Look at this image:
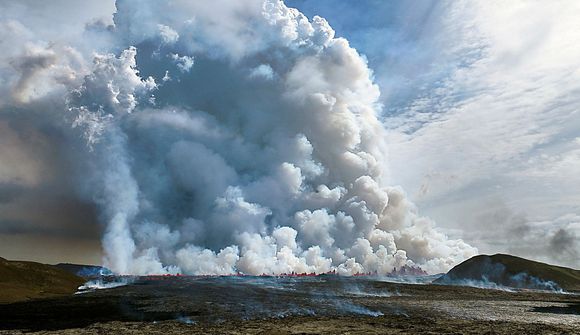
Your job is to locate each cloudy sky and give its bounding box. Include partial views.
[292,0,580,268]
[0,0,578,270]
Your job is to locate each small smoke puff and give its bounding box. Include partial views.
[296,209,336,249]
[11,44,57,102]
[158,24,179,44]
[74,47,157,115]
[249,64,274,80]
[337,258,364,276]
[310,16,335,46]
[272,226,299,251]
[176,245,239,275]
[162,70,171,82]
[71,106,113,147]
[171,53,194,73]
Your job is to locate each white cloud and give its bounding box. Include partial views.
[170,54,194,73]
[292,0,580,268]
[249,64,275,80]
[379,1,580,267]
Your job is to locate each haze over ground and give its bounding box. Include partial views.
[0,0,578,271]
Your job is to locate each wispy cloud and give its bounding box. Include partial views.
[295,0,580,267]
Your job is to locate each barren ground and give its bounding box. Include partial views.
[0,276,578,334]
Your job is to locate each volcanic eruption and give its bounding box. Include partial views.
[1,0,477,276]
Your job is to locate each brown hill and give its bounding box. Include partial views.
[435,254,580,292]
[0,257,85,303]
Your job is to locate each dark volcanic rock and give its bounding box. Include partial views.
[0,276,578,333]
[435,254,580,291]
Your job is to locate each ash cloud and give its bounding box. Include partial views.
[460,199,580,268]
[0,0,477,274]
[549,228,579,263]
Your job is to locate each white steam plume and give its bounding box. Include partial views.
[1,0,477,275]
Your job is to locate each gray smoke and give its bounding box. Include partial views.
[0,0,477,275]
[549,228,579,263]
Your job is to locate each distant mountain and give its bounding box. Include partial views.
[54,263,113,278]
[0,257,85,303]
[435,254,580,292]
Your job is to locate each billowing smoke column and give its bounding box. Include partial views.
[4,0,477,275]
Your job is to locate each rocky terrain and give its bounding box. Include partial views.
[0,275,578,334]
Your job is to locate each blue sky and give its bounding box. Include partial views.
[291,0,580,266]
